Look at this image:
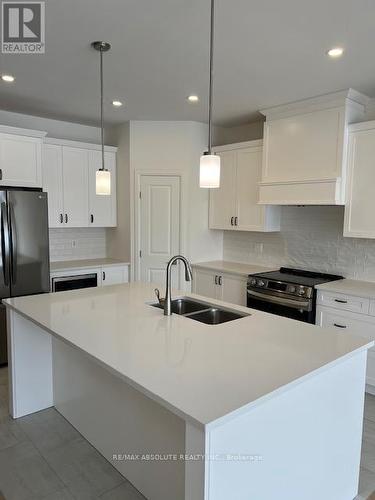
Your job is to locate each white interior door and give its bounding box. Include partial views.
[139,175,180,288]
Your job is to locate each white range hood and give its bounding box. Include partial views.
[258,89,369,205]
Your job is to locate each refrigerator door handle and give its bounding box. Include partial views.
[0,202,10,287]
[9,203,17,285]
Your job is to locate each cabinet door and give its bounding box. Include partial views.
[316,306,375,352]
[263,107,344,183]
[0,133,42,187]
[209,150,236,229]
[220,274,247,306]
[62,147,89,227]
[42,144,64,228]
[192,269,218,300]
[236,147,265,231]
[88,151,117,227]
[344,128,375,238]
[101,265,129,286]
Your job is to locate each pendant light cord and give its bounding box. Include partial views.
[99,47,105,171]
[208,0,215,154]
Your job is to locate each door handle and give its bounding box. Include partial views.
[65,214,68,224]
[214,275,218,285]
[230,216,234,226]
[234,217,238,226]
[90,214,94,224]
[0,202,10,287]
[60,213,63,224]
[218,275,222,286]
[102,271,106,281]
[8,203,17,285]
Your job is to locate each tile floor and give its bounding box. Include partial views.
[0,367,145,500]
[1,365,375,499]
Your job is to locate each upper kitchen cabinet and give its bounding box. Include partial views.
[344,121,375,238]
[258,90,369,205]
[209,140,280,232]
[62,147,89,227]
[88,150,117,227]
[0,126,46,188]
[42,138,117,228]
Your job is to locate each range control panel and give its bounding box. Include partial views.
[247,277,313,298]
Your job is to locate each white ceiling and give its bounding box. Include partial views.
[1,0,375,127]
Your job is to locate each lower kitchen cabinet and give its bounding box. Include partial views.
[50,264,129,291]
[192,267,247,306]
[101,265,129,286]
[316,290,375,389]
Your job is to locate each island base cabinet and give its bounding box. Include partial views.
[8,308,368,500]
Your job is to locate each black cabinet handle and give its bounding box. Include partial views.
[90,214,94,223]
[230,217,234,226]
[234,217,238,226]
[334,299,347,304]
[60,214,63,224]
[0,169,3,180]
[214,275,218,285]
[334,323,347,329]
[102,271,106,281]
[218,275,222,286]
[65,214,68,223]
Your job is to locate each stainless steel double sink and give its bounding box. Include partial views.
[151,297,250,325]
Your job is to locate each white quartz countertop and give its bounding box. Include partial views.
[4,282,372,428]
[192,260,275,277]
[316,279,375,299]
[50,258,130,273]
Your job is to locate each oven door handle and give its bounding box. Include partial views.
[247,289,312,311]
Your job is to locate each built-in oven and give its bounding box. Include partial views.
[247,287,315,323]
[52,273,98,292]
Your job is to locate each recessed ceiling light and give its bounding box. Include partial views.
[112,100,123,107]
[327,47,344,58]
[1,74,15,83]
[187,95,199,102]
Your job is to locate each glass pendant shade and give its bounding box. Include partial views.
[199,154,220,188]
[96,169,111,195]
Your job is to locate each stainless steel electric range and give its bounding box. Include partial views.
[247,267,344,323]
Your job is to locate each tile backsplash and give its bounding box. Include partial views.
[223,206,375,281]
[49,228,107,262]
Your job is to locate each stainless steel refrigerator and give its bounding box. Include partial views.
[0,188,50,366]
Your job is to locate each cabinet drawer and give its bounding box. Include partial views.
[317,290,369,314]
[316,306,375,352]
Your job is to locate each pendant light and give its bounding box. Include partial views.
[200,0,220,188]
[92,40,111,195]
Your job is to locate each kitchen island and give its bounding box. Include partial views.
[4,282,373,500]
